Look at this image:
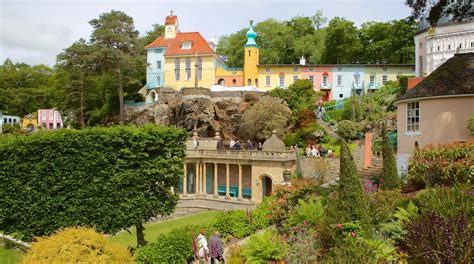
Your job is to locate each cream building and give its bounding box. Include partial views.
[179,130,296,204]
[395,53,474,174]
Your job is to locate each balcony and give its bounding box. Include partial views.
[185,149,297,162]
[367,83,381,89]
[320,83,332,89]
[352,82,364,90]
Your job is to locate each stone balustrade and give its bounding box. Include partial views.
[185,149,297,161]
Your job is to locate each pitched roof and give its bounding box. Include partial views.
[145,32,215,56]
[398,52,474,101]
[164,32,215,56]
[165,15,177,25]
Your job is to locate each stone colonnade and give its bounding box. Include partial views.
[182,161,245,200]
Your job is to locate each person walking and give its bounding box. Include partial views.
[209,231,225,264]
[197,229,209,263]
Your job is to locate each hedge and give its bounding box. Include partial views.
[0,125,187,241]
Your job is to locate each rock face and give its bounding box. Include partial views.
[126,95,247,139]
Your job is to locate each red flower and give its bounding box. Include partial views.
[336,223,343,230]
[351,232,357,237]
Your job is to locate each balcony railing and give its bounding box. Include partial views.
[367,83,381,89]
[320,83,332,89]
[185,149,297,161]
[352,81,364,90]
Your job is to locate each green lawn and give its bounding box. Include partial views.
[108,210,220,248]
[0,247,23,264]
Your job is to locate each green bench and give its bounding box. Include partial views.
[217,185,252,198]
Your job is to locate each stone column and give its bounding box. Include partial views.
[238,164,243,201]
[195,162,201,196]
[225,163,230,199]
[202,162,207,196]
[213,163,218,198]
[183,163,187,197]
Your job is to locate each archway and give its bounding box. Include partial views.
[218,78,225,86]
[260,174,273,199]
[148,90,157,103]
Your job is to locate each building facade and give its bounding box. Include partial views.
[142,14,415,102]
[38,109,63,129]
[414,15,474,77]
[395,53,474,174]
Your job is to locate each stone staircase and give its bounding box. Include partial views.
[358,157,383,179]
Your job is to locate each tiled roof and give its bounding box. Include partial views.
[398,53,474,101]
[165,15,177,25]
[145,36,174,49]
[145,32,215,56]
[164,32,215,56]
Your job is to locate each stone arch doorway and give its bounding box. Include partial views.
[148,90,157,103]
[259,174,273,199]
[218,78,225,86]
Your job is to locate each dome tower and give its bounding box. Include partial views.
[243,20,260,87]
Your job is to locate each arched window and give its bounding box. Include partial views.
[255,78,258,87]
[232,79,237,85]
[247,79,251,86]
[218,78,225,86]
[322,72,329,88]
[49,123,53,129]
[248,50,251,57]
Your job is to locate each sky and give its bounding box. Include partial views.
[0,0,413,66]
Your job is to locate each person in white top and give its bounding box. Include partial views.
[310,145,318,157]
[229,138,235,149]
[197,229,209,262]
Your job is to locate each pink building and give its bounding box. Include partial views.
[38,109,63,129]
[301,66,334,102]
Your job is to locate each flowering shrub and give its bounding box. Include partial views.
[407,142,473,190]
[269,179,321,232]
[403,212,473,263]
[362,178,379,193]
[284,223,321,263]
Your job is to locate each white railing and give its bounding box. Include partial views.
[186,149,297,160]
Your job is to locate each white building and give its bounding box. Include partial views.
[414,14,474,77]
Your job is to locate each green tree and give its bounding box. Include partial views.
[242,96,292,141]
[311,9,328,30]
[216,29,246,68]
[322,18,363,64]
[140,23,165,47]
[0,125,186,247]
[268,79,318,111]
[57,39,94,128]
[380,123,400,190]
[338,139,370,225]
[89,10,141,123]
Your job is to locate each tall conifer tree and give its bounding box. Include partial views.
[380,122,401,190]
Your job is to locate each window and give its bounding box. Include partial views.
[174,58,180,81]
[339,94,343,98]
[369,74,375,87]
[185,58,191,80]
[309,75,314,84]
[265,67,270,73]
[471,42,474,48]
[247,79,251,86]
[418,56,423,76]
[419,42,423,49]
[337,75,342,86]
[49,112,53,119]
[157,76,161,85]
[255,78,258,87]
[458,43,462,49]
[42,112,46,120]
[166,26,172,32]
[197,57,202,80]
[279,74,285,88]
[337,67,342,72]
[448,44,451,50]
[383,67,387,72]
[322,74,328,87]
[437,45,441,51]
[293,67,298,73]
[248,50,251,57]
[157,49,163,54]
[382,75,388,85]
[354,73,360,85]
[309,67,314,72]
[265,75,271,86]
[157,60,161,69]
[406,101,420,133]
[293,75,298,82]
[232,79,236,85]
[181,42,192,49]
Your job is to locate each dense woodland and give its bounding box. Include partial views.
[1,10,416,127]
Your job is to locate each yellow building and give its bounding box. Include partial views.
[257,65,303,91]
[243,20,260,87]
[21,114,37,132]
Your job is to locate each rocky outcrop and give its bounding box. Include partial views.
[126,95,248,139]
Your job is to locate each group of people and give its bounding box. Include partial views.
[195,230,225,263]
[305,144,334,158]
[229,138,262,151]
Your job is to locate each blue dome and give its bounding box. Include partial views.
[245,20,259,47]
